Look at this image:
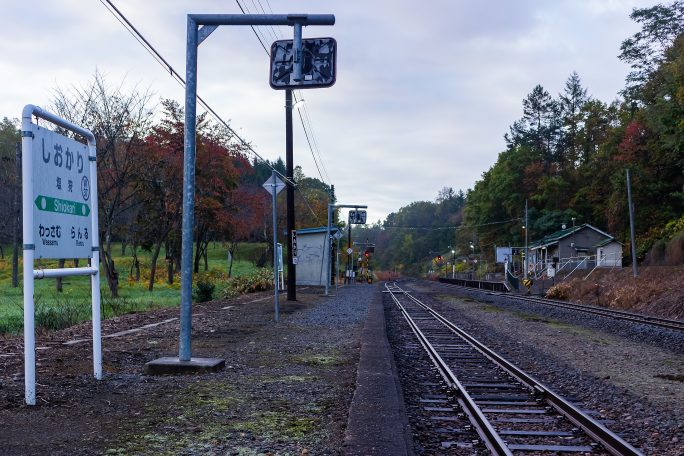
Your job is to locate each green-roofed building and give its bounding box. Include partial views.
[529,224,622,274]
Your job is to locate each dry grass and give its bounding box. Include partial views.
[545,266,684,320]
[374,270,403,281]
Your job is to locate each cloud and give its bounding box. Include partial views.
[0,0,654,225]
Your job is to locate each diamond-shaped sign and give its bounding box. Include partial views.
[270,37,337,90]
[262,175,286,196]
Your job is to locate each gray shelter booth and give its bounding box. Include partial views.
[295,226,339,286]
[529,224,622,270]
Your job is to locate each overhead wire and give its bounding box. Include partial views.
[383,218,523,230]
[101,0,327,225]
[98,0,294,187]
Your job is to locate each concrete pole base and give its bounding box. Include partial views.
[144,357,225,375]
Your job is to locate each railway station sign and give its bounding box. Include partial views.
[30,124,93,259]
[270,37,337,89]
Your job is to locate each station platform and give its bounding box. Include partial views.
[344,286,413,455]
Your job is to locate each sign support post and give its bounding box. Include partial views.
[151,13,334,374]
[325,204,367,296]
[262,171,285,321]
[21,105,101,406]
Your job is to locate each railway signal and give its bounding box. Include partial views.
[270,37,337,89]
[348,209,367,224]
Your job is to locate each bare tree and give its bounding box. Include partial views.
[51,71,154,297]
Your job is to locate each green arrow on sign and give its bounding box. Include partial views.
[34,195,90,217]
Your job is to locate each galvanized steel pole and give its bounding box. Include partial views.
[178,12,335,359]
[271,171,280,321]
[180,17,199,361]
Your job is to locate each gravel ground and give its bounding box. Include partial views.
[0,285,373,455]
[403,279,684,455]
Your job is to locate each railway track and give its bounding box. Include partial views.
[435,280,684,332]
[385,282,644,455]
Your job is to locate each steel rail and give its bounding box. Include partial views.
[436,281,684,332]
[388,283,644,456]
[384,284,512,455]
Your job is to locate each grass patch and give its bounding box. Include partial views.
[261,375,317,383]
[0,242,268,334]
[513,311,551,323]
[295,353,343,367]
[233,411,318,440]
[480,304,505,313]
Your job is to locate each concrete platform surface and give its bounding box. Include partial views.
[144,357,226,375]
[343,285,414,455]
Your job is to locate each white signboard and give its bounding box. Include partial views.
[277,243,284,272]
[262,174,286,196]
[291,230,298,262]
[32,125,92,259]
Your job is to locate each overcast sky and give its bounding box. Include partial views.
[0,0,653,223]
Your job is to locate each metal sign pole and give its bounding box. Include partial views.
[160,13,334,374]
[271,171,280,322]
[21,109,36,406]
[336,244,339,292]
[88,140,103,380]
[179,16,199,362]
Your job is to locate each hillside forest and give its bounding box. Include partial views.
[356,1,684,275]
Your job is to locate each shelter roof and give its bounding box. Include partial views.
[296,226,340,235]
[529,223,614,249]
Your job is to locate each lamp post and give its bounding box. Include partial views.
[451,249,455,278]
[571,216,576,250]
[523,200,530,277]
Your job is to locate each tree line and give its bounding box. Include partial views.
[358,1,684,274]
[0,72,333,296]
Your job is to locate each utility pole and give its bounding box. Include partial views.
[286,89,296,300]
[626,169,638,277]
[347,216,352,283]
[523,200,530,277]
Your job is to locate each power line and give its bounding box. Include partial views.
[99,0,294,187]
[100,0,324,225]
[383,218,522,230]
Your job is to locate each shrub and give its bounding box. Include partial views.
[193,280,216,303]
[217,268,274,299]
[545,282,571,300]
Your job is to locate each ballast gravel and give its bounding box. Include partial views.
[404,279,684,456]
